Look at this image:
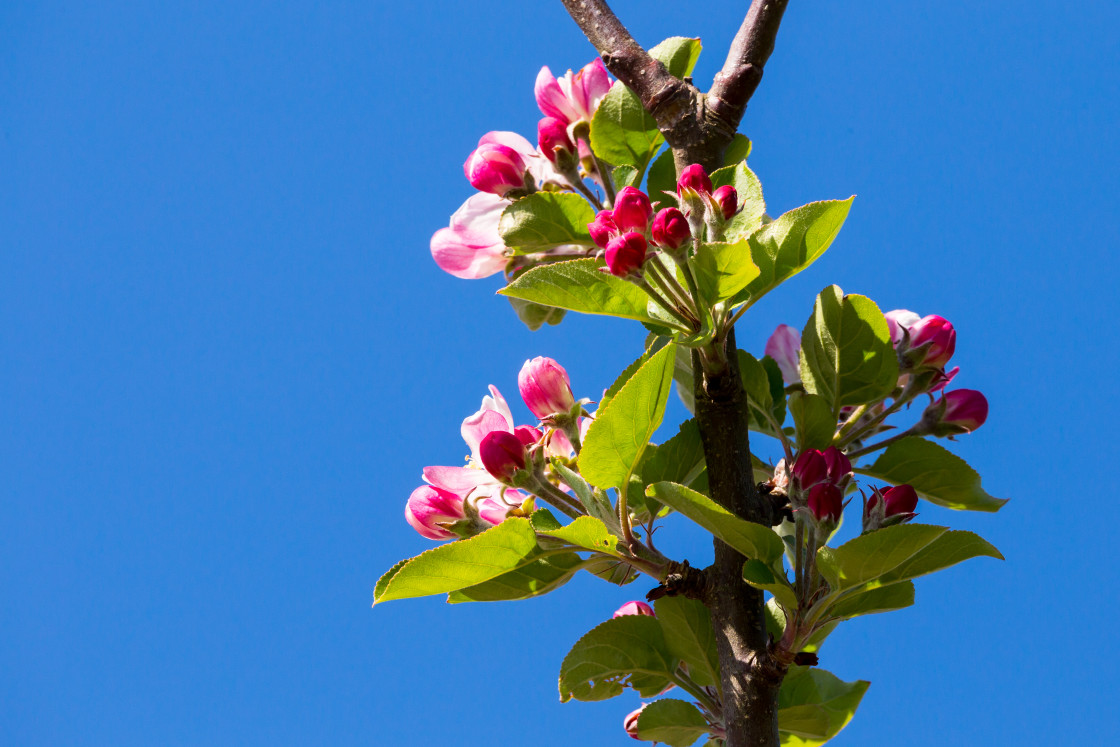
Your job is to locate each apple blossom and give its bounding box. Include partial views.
[405,485,467,541]
[650,207,690,250]
[518,356,575,419]
[623,705,647,740]
[807,483,843,524]
[430,192,508,279]
[535,59,612,127]
[463,141,528,197]
[712,184,738,220]
[613,601,655,618]
[924,388,989,435]
[604,232,648,277]
[479,430,528,483]
[612,187,653,233]
[764,324,802,384]
[588,210,619,249]
[537,117,575,165]
[677,164,713,197]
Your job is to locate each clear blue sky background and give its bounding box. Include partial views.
[2,1,1117,745]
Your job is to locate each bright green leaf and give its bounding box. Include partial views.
[723,133,753,165]
[558,615,677,702]
[500,258,657,323]
[636,699,710,747]
[711,161,766,240]
[655,596,720,688]
[506,296,566,330]
[799,285,898,413]
[448,551,587,603]
[580,343,677,489]
[646,148,677,204]
[789,392,835,451]
[647,481,784,563]
[827,580,915,620]
[373,518,539,603]
[651,36,703,78]
[778,666,869,742]
[855,437,1008,512]
[538,516,622,556]
[742,559,798,611]
[613,164,642,189]
[498,192,595,249]
[733,198,854,308]
[641,418,706,489]
[692,240,761,303]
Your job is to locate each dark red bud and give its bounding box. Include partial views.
[881,484,919,516]
[807,483,843,523]
[612,187,654,232]
[650,207,691,250]
[478,430,527,483]
[588,210,618,249]
[677,164,712,196]
[604,232,648,277]
[712,184,738,220]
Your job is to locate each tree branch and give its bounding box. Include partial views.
[708,0,791,131]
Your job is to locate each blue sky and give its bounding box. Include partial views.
[2,1,1117,744]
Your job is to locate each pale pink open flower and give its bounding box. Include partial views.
[430,192,508,279]
[765,324,802,384]
[535,59,613,127]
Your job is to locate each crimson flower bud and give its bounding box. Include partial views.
[712,184,738,220]
[537,117,575,165]
[513,424,543,447]
[792,449,828,489]
[926,389,989,434]
[604,232,648,277]
[613,601,655,618]
[807,483,843,524]
[404,485,466,541]
[821,446,852,486]
[612,186,654,232]
[909,315,957,368]
[463,143,528,197]
[677,164,712,197]
[884,309,921,348]
[880,484,919,516]
[650,207,691,250]
[588,210,618,249]
[624,705,647,740]
[478,430,528,483]
[518,356,575,419]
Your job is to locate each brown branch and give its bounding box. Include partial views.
[559,0,702,147]
[709,0,791,131]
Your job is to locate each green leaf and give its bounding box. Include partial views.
[646,148,677,204]
[739,351,783,438]
[788,392,835,451]
[499,258,657,323]
[373,558,408,604]
[651,36,703,78]
[448,551,587,603]
[498,192,595,249]
[588,37,701,172]
[692,240,761,303]
[672,342,696,413]
[711,161,766,240]
[613,164,642,190]
[817,524,1002,592]
[655,596,720,688]
[827,580,915,620]
[636,699,710,747]
[506,296,566,330]
[538,516,622,556]
[799,285,898,413]
[601,349,652,412]
[742,559,798,611]
[723,134,753,165]
[734,198,854,308]
[761,356,788,428]
[558,615,677,702]
[778,666,869,742]
[641,418,706,489]
[647,481,784,563]
[855,436,1009,512]
[373,518,540,603]
[580,343,677,489]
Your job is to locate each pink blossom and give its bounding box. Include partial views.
[537,117,575,165]
[677,164,713,197]
[884,309,921,347]
[909,315,957,368]
[588,210,619,249]
[463,141,527,197]
[605,232,648,277]
[612,187,653,233]
[405,485,466,541]
[933,389,989,433]
[624,705,647,740]
[430,192,508,279]
[535,59,613,126]
[764,324,802,384]
[651,207,690,250]
[712,184,738,220]
[808,483,843,523]
[613,601,655,618]
[479,430,527,483]
[518,356,575,419]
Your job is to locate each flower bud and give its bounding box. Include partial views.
[404,485,466,541]
[807,483,843,524]
[604,232,648,277]
[478,430,528,483]
[821,446,852,486]
[650,207,691,250]
[909,315,957,368]
[712,184,738,220]
[513,424,543,447]
[612,187,653,232]
[924,389,989,435]
[764,324,802,385]
[613,601,655,618]
[677,164,712,197]
[880,484,919,516]
[463,142,528,197]
[884,309,921,348]
[518,356,575,419]
[624,705,647,740]
[792,449,828,489]
[588,210,618,249]
[537,117,575,165]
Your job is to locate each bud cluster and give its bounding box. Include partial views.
[791,447,852,526]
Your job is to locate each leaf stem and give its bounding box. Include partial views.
[633,276,695,331]
[845,427,917,460]
[670,670,722,716]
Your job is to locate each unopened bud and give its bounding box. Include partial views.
[478,430,528,483]
[537,117,575,166]
[712,184,738,220]
[604,232,648,277]
[404,485,466,541]
[518,356,575,419]
[588,210,618,249]
[613,601,655,618]
[807,483,843,524]
[677,164,712,197]
[612,187,654,232]
[463,142,528,197]
[650,207,691,250]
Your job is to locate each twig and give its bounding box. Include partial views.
[708,0,792,129]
